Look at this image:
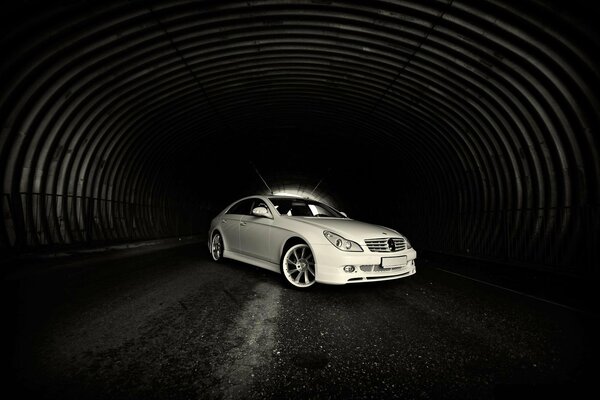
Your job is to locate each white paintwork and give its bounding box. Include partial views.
[208,195,417,285]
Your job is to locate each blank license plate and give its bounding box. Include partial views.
[381,256,407,267]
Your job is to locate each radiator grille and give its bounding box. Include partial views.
[364,237,406,252]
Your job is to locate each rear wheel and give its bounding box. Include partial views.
[281,243,316,288]
[210,232,224,262]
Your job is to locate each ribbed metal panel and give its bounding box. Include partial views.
[0,0,597,274]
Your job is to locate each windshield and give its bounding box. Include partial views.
[269,198,345,218]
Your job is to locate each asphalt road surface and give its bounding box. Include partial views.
[4,243,597,399]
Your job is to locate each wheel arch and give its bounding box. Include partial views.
[279,236,314,259]
[279,236,314,264]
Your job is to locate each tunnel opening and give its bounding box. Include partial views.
[0,0,599,281]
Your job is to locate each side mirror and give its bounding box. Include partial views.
[340,211,348,218]
[252,206,271,218]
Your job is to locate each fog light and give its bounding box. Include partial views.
[343,265,355,273]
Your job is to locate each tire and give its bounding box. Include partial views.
[210,232,224,262]
[281,243,316,289]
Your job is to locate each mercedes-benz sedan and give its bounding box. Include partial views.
[208,195,416,289]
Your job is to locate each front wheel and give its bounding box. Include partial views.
[281,243,316,288]
[210,232,224,262]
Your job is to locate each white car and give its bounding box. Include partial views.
[208,195,416,289]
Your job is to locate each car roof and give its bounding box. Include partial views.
[232,194,315,203]
[239,194,310,199]
[266,195,312,200]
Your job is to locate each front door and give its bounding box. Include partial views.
[240,199,275,262]
[221,198,254,253]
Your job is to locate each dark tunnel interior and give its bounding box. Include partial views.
[1,0,599,278]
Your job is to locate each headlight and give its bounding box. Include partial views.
[405,236,412,249]
[323,231,363,252]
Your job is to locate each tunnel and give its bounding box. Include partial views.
[1,0,599,399]
[1,0,599,268]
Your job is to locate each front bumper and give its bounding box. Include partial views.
[312,244,417,285]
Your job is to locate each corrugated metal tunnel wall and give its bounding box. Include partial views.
[1,0,599,277]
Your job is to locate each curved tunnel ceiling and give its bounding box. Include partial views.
[1,0,599,271]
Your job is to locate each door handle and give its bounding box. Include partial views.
[240,222,247,226]
[222,219,227,224]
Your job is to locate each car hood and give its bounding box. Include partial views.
[287,217,400,241]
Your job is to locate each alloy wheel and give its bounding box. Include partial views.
[211,233,223,261]
[282,244,316,288]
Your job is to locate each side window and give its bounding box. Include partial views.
[251,199,269,212]
[271,199,293,215]
[226,199,254,215]
[290,201,311,216]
